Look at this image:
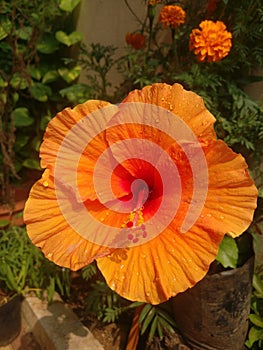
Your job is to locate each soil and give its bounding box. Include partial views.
[64,273,191,350]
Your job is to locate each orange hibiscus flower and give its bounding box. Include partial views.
[24,83,257,304]
[189,20,232,62]
[125,32,146,50]
[158,5,186,29]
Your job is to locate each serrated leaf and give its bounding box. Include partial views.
[56,30,82,47]
[13,107,33,127]
[59,0,81,12]
[216,235,238,268]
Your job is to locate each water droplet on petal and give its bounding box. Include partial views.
[111,282,116,290]
[120,264,125,269]
[43,181,49,187]
[146,291,150,297]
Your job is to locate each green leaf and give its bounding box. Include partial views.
[0,77,7,88]
[17,26,32,40]
[127,301,145,309]
[29,66,42,81]
[22,159,41,170]
[55,31,82,47]
[81,263,98,281]
[148,316,158,342]
[246,326,263,347]
[40,115,52,131]
[216,235,239,268]
[58,66,81,83]
[157,309,176,327]
[10,73,28,89]
[0,219,10,228]
[250,314,263,328]
[157,319,163,340]
[158,316,175,333]
[253,274,263,298]
[141,308,156,335]
[37,35,59,54]
[42,70,59,84]
[138,304,152,324]
[31,83,51,102]
[47,277,55,303]
[14,135,29,150]
[59,0,81,12]
[13,108,33,127]
[59,83,91,103]
[0,19,12,40]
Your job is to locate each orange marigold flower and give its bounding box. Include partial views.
[189,20,232,62]
[158,5,186,29]
[24,83,257,305]
[125,32,146,50]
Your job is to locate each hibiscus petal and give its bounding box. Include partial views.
[97,224,220,304]
[40,100,111,171]
[24,170,113,270]
[198,139,258,237]
[122,83,216,139]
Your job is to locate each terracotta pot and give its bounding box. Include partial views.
[172,256,254,350]
[0,294,22,346]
